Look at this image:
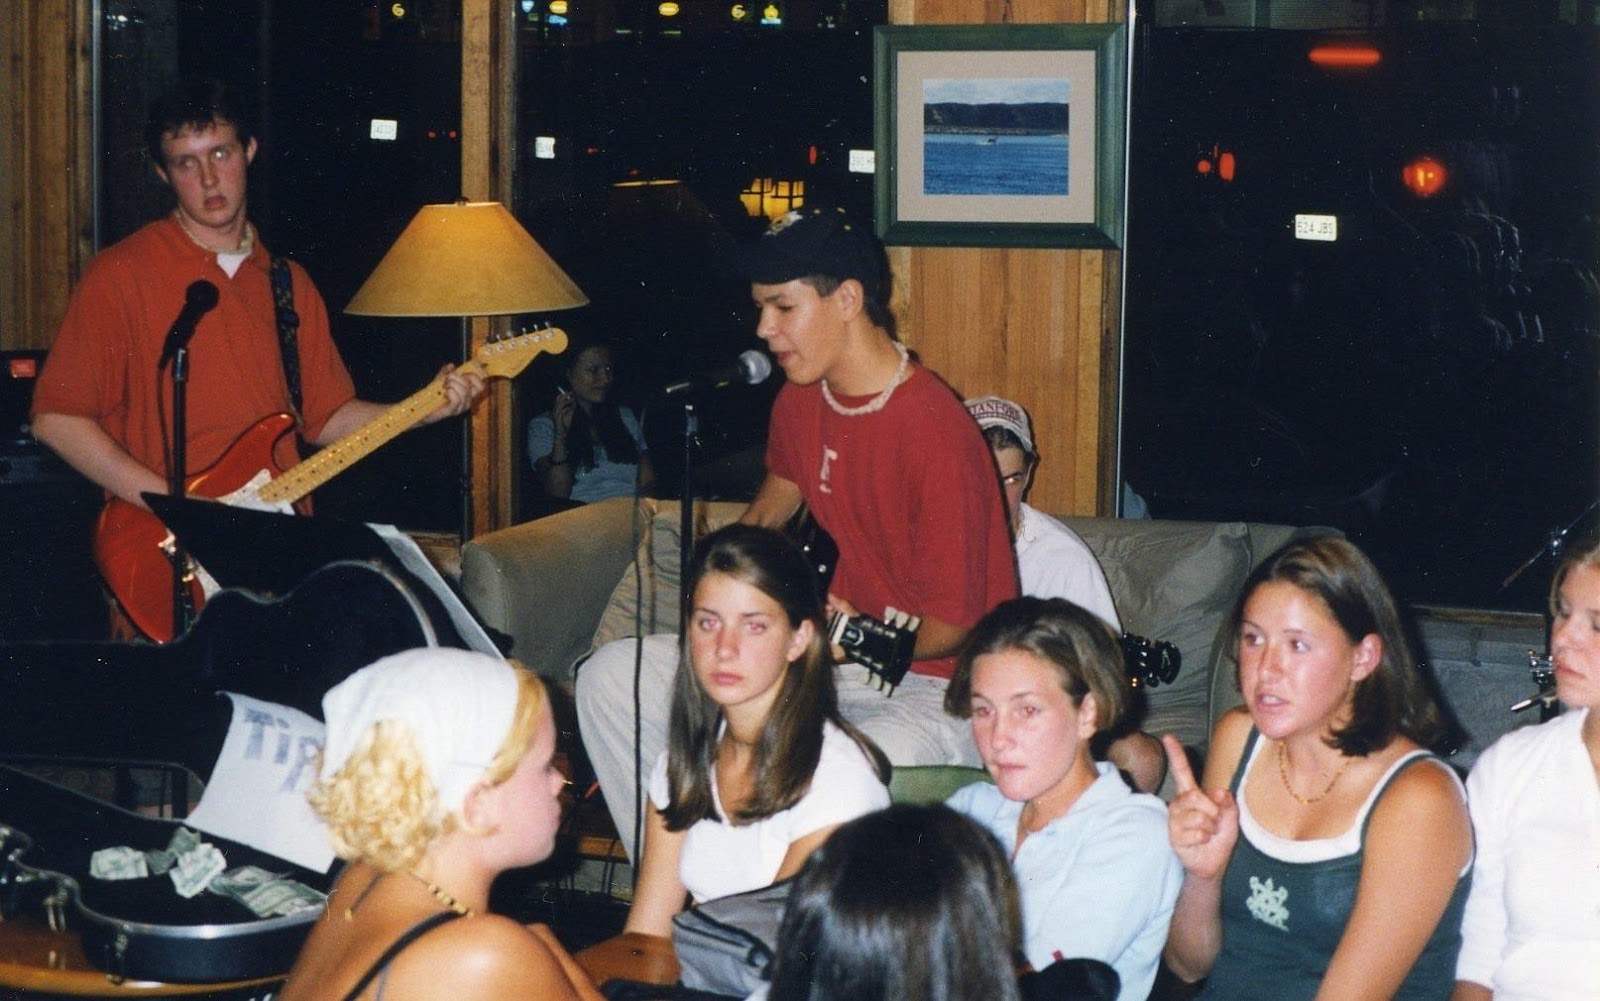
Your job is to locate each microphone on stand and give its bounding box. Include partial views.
[660,350,774,397]
[157,280,221,370]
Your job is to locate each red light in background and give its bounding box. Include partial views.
[808,145,818,166]
[1196,145,1236,182]
[1309,45,1381,68]
[1402,156,1448,197]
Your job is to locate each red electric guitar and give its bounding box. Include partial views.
[93,326,567,643]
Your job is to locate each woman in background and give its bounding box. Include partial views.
[945,596,1181,1001]
[622,524,890,936]
[1452,538,1600,1001]
[766,803,1023,1001]
[277,649,602,1001]
[1163,534,1472,1001]
[528,338,652,504]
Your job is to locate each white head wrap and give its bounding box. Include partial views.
[319,649,519,817]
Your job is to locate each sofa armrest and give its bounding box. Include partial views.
[461,497,655,688]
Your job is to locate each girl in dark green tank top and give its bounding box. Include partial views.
[1161,536,1473,1001]
[1196,729,1470,1001]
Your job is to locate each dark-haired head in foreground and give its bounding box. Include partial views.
[767,803,1023,1001]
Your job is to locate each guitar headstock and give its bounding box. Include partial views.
[475,327,569,379]
[831,607,920,693]
[1121,633,1182,690]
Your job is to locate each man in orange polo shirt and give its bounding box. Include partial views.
[34,78,482,517]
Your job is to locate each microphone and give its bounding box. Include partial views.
[157,280,220,370]
[661,350,774,397]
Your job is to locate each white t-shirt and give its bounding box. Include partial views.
[1456,708,1600,1001]
[1015,503,1122,631]
[649,720,889,903]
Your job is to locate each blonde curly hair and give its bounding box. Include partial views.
[309,662,547,872]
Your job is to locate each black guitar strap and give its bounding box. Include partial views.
[269,255,303,423]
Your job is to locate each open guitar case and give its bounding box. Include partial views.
[0,505,492,984]
[0,762,335,983]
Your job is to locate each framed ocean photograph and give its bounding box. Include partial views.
[873,23,1128,249]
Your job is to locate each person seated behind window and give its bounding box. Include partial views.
[528,338,653,506]
[765,802,1025,1001]
[277,649,602,1001]
[1163,535,1472,1001]
[621,524,891,938]
[1452,537,1600,1001]
[965,394,1166,794]
[945,596,1182,1001]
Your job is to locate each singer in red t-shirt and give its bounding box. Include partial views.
[576,206,1019,861]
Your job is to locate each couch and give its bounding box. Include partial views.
[463,497,1547,777]
[463,497,1323,764]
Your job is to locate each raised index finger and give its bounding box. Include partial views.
[1162,734,1200,794]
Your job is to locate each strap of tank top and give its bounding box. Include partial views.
[338,910,464,1001]
[1227,727,1264,794]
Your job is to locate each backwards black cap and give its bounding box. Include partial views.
[731,206,888,305]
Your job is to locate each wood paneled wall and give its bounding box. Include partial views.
[1,1,94,353]
[890,0,1125,517]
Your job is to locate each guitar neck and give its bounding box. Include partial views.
[256,365,473,505]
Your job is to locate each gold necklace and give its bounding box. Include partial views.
[1275,742,1351,805]
[404,869,474,916]
[340,870,385,922]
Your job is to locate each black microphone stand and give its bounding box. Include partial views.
[166,343,196,640]
[1500,499,1600,590]
[679,400,700,631]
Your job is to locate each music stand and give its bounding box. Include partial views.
[143,495,500,656]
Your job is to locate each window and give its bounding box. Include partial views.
[1122,15,1600,610]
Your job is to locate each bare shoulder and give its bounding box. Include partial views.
[1367,746,1470,857]
[395,915,582,1000]
[1376,748,1467,818]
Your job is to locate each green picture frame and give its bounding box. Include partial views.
[873,23,1128,249]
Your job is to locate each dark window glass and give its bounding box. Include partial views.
[514,5,885,503]
[1123,13,1600,610]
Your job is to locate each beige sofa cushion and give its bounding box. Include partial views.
[1061,518,1257,750]
[461,497,648,688]
[589,500,745,652]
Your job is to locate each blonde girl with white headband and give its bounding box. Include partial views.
[277,649,603,1001]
